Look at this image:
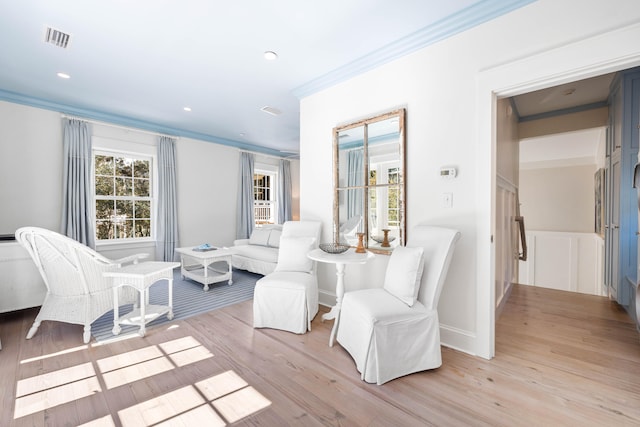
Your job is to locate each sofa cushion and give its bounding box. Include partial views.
[249,228,271,246]
[233,244,279,263]
[267,229,282,248]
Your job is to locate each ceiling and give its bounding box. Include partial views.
[513,73,615,167]
[0,0,537,157]
[512,73,614,120]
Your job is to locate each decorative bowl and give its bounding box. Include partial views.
[319,243,350,254]
[370,235,396,244]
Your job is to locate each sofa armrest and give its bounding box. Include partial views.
[233,239,250,246]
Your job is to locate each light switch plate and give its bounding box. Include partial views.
[441,192,453,208]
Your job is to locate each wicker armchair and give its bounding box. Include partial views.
[15,227,148,343]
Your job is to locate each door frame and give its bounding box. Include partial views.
[475,24,640,359]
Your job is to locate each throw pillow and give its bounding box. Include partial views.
[383,246,425,306]
[249,228,271,246]
[267,229,282,248]
[274,237,316,272]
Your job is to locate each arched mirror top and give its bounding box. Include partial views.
[333,108,406,254]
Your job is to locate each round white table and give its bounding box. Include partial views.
[308,247,374,346]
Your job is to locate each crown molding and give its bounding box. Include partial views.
[292,0,536,99]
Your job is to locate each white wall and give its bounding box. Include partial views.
[520,165,596,233]
[496,98,520,185]
[0,101,62,232]
[175,137,241,249]
[495,97,520,314]
[299,0,640,357]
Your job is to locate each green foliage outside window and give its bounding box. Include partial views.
[95,154,152,240]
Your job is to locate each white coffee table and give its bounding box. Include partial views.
[104,261,180,337]
[174,246,235,291]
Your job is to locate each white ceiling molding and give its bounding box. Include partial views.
[292,0,536,98]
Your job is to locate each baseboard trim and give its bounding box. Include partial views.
[440,323,478,357]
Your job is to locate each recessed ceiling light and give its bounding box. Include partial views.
[183,107,192,112]
[264,51,278,60]
[57,72,70,79]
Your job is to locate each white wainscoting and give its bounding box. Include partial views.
[518,230,605,296]
[0,241,46,313]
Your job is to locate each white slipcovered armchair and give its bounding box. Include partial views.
[15,227,148,343]
[253,220,322,334]
[336,224,461,385]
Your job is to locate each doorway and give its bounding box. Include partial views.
[493,68,639,358]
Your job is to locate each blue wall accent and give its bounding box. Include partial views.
[292,0,537,98]
[0,89,288,158]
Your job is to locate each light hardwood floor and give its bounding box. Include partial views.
[1,284,640,426]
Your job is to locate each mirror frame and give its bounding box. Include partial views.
[332,108,406,254]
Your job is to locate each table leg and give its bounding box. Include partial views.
[112,286,121,335]
[139,289,146,337]
[321,263,345,347]
[228,257,234,285]
[203,260,210,291]
[168,277,174,320]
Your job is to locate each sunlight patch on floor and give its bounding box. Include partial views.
[15,372,101,418]
[119,384,224,426]
[20,344,89,364]
[119,370,271,425]
[12,335,269,424]
[97,336,213,389]
[77,414,117,426]
[212,385,272,422]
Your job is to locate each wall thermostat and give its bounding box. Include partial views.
[440,167,457,179]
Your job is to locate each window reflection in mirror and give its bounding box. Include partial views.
[333,109,405,253]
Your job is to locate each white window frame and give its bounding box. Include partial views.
[93,148,156,244]
[253,164,278,226]
[370,160,400,235]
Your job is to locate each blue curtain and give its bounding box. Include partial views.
[157,136,179,261]
[237,152,255,239]
[347,149,364,230]
[278,159,292,223]
[60,118,95,248]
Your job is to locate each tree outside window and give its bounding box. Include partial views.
[95,153,153,241]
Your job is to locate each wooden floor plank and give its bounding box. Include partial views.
[1,283,640,426]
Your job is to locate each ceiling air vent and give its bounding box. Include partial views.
[260,106,282,116]
[44,27,71,48]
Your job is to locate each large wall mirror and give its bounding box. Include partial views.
[333,108,406,254]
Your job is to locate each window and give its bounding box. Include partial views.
[369,162,401,235]
[94,151,153,241]
[253,169,276,225]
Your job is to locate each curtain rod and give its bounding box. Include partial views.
[60,114,178,139]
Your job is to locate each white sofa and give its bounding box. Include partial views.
[231,224,282,276]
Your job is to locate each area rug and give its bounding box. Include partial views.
[91,268,261,342]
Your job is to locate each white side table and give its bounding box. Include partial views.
[174,247,235,291]
[104,261,180,337]
[307,248,374,346]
